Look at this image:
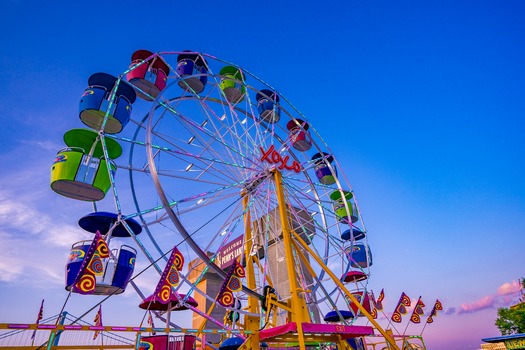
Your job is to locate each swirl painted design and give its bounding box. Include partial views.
[158,285,171,303]
[218,291,234,307]
[87,254,104,275]
[234,262,245,278]
[410,313,421,323]
[75,274,96,294]
[173,249,184,271]
[166,266,180,286]
[97,238,110,258]
[227,276,242,292]
[391,310,402,323]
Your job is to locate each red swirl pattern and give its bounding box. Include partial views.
[218,291,234,307]
[410,313,421,323]
[158,285,171,303]
[400,293,411,306]
[173,250,184,271]
[234,263,245,278]
[167,266,180,286]
[87,254,104,275]
[227,276,242,292]
[97,238,109,258]
[391,310,402,323]
[75,274,96,294]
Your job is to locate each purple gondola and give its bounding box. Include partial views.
[176,50,208,93]
[311,152,337,185]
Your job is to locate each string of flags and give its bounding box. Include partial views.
[368,290,443,327]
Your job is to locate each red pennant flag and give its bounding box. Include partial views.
[391,292,411,323]
[31,299,44,340]
[400,292,411,307]
[376,289,385,310]
[426,299,443,324]
[369,291,378,319]
[93,306,103,340]
[391,309,402,323]
[410,297,425,323]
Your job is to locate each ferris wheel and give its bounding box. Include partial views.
[50,50,377,349]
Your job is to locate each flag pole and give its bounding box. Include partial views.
[31,299,44,347]
[420,320,430,336]
[403,296,421,335]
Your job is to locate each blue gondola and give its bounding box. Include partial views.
[324,310,354,322]
[65,241,137,295]
[256,89,280,123]
[78,211,142,237]
[341,227,365,241]
[219,336,244,350]
[347,243,373,268]
[79,73,136,134]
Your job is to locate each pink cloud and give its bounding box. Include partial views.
[458,295,494,314]
[497,280,522,296]
[449,280,524,316]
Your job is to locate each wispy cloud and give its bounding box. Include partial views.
[458,295,495,314]
[497,280,522,295]
[444,307,456,315]
[458,280,523,314]
[0,173,89,287]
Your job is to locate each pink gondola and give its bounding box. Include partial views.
[287,119,312,151]
[126,50,170,101]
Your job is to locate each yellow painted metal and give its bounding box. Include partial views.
[273,169,309,350]
[241,192,262,349]
[288,228,400,350]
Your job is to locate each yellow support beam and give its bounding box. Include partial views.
[288,228,400,350]
[273,169,309,350]
[241,191,262,349]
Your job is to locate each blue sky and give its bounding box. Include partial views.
[1,1,524,349]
